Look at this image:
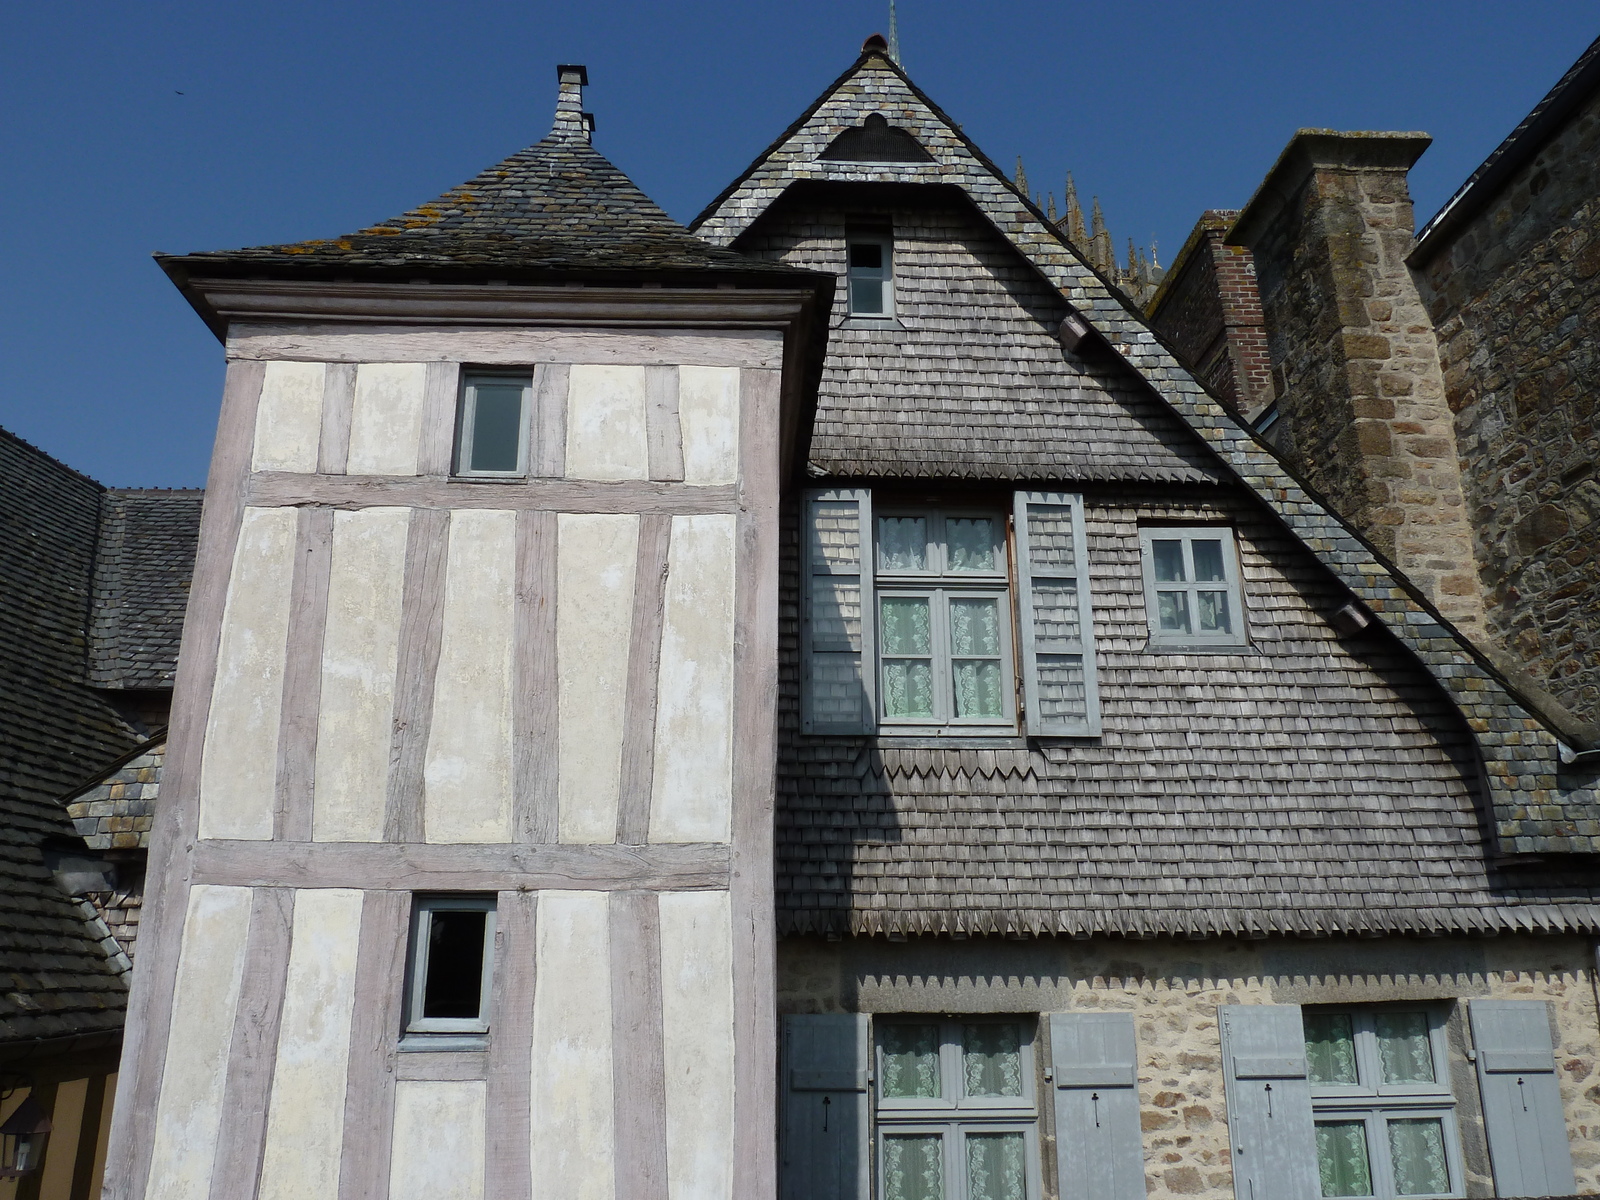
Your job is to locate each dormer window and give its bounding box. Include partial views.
[847,234,894,317]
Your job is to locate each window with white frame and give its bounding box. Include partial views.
[874,508,1014,730]
[1304,1007,1463,1199]
[1137,526,1247,648]
[403,896,497,1043]
[876,1017,1041,1200]
[456,373,531,476]
[847,233,894,317]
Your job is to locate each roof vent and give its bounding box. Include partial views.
[553,64,590,143]
[862,33,889,54]
[819,113,933,163]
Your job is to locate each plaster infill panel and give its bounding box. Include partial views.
[257,889,363,1200]
[252,360,326,473]
[389,1080,487,1200]
[566,364,649,481]
[144,885,253,1200]
[659,890,736,1200]
[425,509,516,843]
[650,514,737,843]
[199,507,298,841]
[346,362,428,476]
[556,513,638,844]
[677,365,741,485]
[531,891,615,1200]
[314,508,410,842]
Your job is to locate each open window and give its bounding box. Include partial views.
[455,373,531,476]
[402,895,497,1046]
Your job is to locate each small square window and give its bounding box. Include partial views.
[403,896,497,1042]
[1138,526,1248,649]
[847,234,894,318]
[456,374,531,476]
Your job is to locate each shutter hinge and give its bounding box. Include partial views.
[1043,1066,1053,1081]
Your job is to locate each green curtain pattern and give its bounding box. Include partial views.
[966,1132,1026,1200]
[881,597,934,718]
[1305,1012,1360,1085]
[1316,1121,1374,1197]
[1387,1118,1449,1196]
[962,1024,1023,1097]
[884,1134,944,1200]
[950,598,1003,718]
[882,1024,942,1098]
[879,517,929,572]
[946,518,998,572]
[1374,1013,1435,1085]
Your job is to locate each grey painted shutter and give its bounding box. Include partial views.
[781,1013,872,1200]
[1217,1005,1318,1200]
[1468,999,1576,1198]
[1013,492,1100,736]
[803,489,876,734]
[1050,1011,1147,1200]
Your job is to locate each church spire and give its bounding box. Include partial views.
[1090,196,1114,275]
[1014,156,1029,197]
[1063,173,1086,245]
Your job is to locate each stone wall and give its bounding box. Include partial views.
[779,933,1600,1200]
[1411,88,1600,731]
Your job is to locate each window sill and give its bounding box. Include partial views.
[837,316,905,331]
[398,1033,489,1053]
[1142,639,1256,655]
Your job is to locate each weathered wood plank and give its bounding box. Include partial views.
[645,365,684,482]
[417,361,460,477]
[208,887,294,1200]
[533,362,569,479]
[484,891,535,1200]
[616,515,671,844]
[277,507,334,842]
[514,511,558,843]
[318,362,358,475]
[244,472,738,513]
[338,890,409,1200]
[102,359,265,1200]
[610,892,668,1200]
[384,509,449,843]
[395,1053,489,1083]
[190,840,731,892]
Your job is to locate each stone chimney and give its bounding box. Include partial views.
[1228,130,1486,636]
[552,63,592,143]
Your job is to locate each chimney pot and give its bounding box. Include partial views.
[862,33,889,53]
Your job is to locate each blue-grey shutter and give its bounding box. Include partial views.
[803,489,876,734]
[781,1014,872,1200]
[1468,999,1576,1198]
[1049,1011,1147,1200]
[1217,1005,1318,1200]
[1013,492,1100,736]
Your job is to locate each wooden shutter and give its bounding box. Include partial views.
[1217,1005,1319,1200]
[1014,492,1100,736]
[1468,999,1576,1198]
[802,489,876,734]
[780,1013,871,1200]
[1050,1011,1147,1200]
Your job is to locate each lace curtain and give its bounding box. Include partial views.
[1316,1121,1373,1197]
[949,599,1002,719]
[879,518,928,571]
[1375,1013,1435,1084]
[1305,1013,1359,1085]
[946,518,997,572]
[882,1024,941,1098]
[962,1024,1022,1097]
[881,598,933,718]
[966,1133,1026,1200]
[884,1135,944,1200]
[1387,1119,1448,1196]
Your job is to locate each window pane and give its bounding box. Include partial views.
[1195,590,1231,634]
[1375,1012,1436,1084]
[967,1132,1027,1200]
[881,598,932,655]
[1156,590,1191,633]
[1191,538,1226,582]
[1152,539,1186,582]
[884,1134,944,1200]
[1305,1012,1359,1085]
[946,518,998,572]
[468,385,524,472]
[1387,1118,1449,1196]
[881,1024,942,1098]
[851,278,885,314]
[879,518,929,571]
[884,660,935,719]
[422,909,486,1019]
[962,1023,1023,1097]
[1316,1121,1373,1197]
[948,598,1001,657]
[952,661,1003,719]
[849,242,884,269]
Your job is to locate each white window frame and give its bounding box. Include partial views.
[846,233,895,318]
[455,373,532,477]
[1306,1006,1465,1200]
[1137,525,1248,649]
[874,1017,1043,1200]
[873,507,1015,733]
[403,895,497,1039]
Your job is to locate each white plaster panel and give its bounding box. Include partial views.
[199,507,298,840]
[258,889,364,1200]
[659,890,736,1200]
[389,1080,487,1200]
[677,365,741,485]
[313,508,411,841]
[556,513,638,843]
[144,885,252,1200]
[425,509,516,843]
[346,362,428,476]
[252,360,325,472]
[531,891,614,1200]
[565,364,649,480]
[650,514,737,843]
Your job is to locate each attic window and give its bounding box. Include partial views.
[819,113,934,163]
[847,234,894,317]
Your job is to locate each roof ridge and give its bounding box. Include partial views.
[0,424,105,493]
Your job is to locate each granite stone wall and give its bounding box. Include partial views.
[1411,89,1600,731]
[779,933,1600,1200]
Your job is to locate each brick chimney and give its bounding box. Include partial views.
[1228,130,1486,636]
[552,63,593,143]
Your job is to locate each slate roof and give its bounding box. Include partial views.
[88,491,204,690]
[0,429,136,1044]
[65,737,164,853]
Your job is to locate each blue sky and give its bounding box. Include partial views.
[3,3,1593,487]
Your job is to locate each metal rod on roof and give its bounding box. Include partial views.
[888,0,901,63]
